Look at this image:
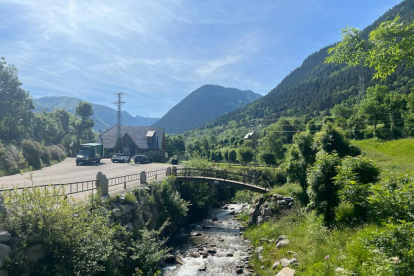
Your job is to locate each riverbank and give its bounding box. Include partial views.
[163,203,254,276]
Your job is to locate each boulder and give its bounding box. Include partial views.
[0,232,11,243]
[0,244,11,269]
[276,267,295,276]
[276,239,290,249]
[25,243,45,263]
[280,258,291,267]
[164,254,176,264]
[125,223,134,232]
[283,197,294,202]
[276,235,287,242]
[272,261,281,270]
[255,246,264,254]
[112,208,122,218]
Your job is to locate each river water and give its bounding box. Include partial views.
[162,204,253,276]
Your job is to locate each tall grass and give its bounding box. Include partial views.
[352,138,414,175]
[244,211,391,275]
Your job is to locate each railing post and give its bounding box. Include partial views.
[140,171,147,185]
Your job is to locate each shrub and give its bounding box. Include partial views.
[260,152,276,166]
[334,156,380,223]
[130,229,169,275]
[151,177,189,234]
[0,144,26,175]
[366,221,414,275]
[368,172,414,223]
[39,146,51,165]
[185,155,211,169]
[307,152,342,226]
[125,191,137,205]
[3,187,123,275]
[21,139,43,169]
[229,149,237,162]
[48,145,66,161]
[233,190,260,204]
[237,146,254,165]
[314,123,359,157]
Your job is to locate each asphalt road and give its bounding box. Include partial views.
[0,157,172,188]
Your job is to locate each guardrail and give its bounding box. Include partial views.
[0,168,168,195]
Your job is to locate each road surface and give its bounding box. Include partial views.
[0,157,172,188]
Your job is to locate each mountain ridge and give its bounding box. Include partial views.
[152,84,262,133]
[207,0,414,128]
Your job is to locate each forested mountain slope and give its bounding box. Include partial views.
[152,85,261,133]
[33,96,159,132]
[209,0,414,128]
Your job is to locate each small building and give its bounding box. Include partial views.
[244,132,255,140]
[97,126,166,162]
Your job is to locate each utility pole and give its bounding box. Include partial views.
[113,92,126,153]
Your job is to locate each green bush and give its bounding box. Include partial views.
[307,152,342,226]
[334,156,380,223]
[48,145,66,161]
[237,146,254,165]
[3,187,123,275]
[40,146,51,166]
[229,149,237,162]
[0,144,27,175]
[368,172,414,223]
[366,221,414,275]
[21,139,43,169]
[125,191,137,205]
[314,123,360,157]
[130,229,169,275]
[151,177,189,234]
[233,190,260,204]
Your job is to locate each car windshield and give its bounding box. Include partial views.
[78,150,90,156]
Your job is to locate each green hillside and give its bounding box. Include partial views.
[208,0,414,128]
[33,96,159,132]
[353,138,414,175]
[152,85,261,133]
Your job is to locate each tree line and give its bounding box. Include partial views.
[0,58,95,174]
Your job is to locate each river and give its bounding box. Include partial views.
[162,203,254,276]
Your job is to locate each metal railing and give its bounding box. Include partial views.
[0,167,263,195]
[175,168,262,187]
[0,168,168,194]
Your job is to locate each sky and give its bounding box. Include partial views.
[0,0,403,118]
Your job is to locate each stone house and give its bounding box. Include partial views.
[97,126,166,162]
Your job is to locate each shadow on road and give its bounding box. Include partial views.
[76,162,107,167]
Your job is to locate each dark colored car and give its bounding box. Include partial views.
[134,155,151,164]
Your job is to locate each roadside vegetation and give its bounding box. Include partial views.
[0,58,96,176]
[0,174,234,276]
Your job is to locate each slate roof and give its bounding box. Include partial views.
[98,126,164,150]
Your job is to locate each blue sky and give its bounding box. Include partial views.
[0,0,402,118]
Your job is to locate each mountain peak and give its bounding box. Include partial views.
[152,85,261,133]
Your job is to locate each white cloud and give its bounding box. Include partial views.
[195,55,243,78]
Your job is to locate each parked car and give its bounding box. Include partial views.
[111,153,130,163]
[134,155,151,164]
